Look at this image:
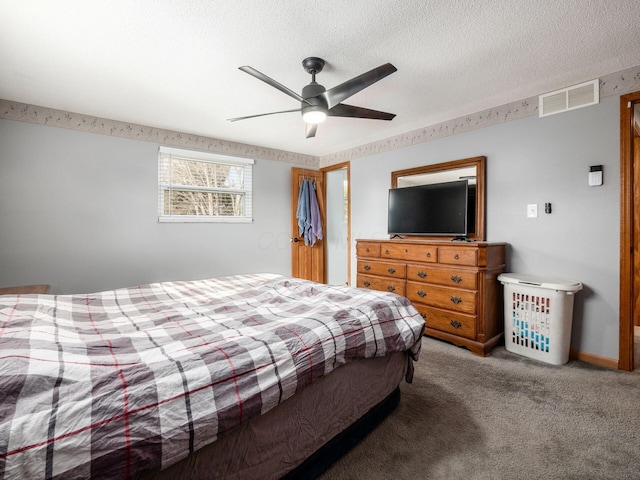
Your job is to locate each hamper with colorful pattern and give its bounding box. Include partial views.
[498,273,582,365]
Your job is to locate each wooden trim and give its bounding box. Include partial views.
[635,136,640,329]
[390,156,485,184]
[390,156,486,241]
[320,161,351,285]
[476,157,486,243]
[619,92,640,371]
[569,349,618,370]
[0,284,51,295]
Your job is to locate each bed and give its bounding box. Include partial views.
[0,273,424,480]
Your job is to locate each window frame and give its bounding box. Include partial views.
[158,146,254,223]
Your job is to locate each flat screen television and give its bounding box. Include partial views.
[387,180,474,237]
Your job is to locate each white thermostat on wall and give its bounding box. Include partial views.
[589,165,603,186]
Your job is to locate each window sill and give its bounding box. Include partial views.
[158,216,254,224]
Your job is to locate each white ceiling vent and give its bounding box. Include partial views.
[539,79,599,117]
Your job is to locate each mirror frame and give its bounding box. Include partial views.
[391,155,486,241]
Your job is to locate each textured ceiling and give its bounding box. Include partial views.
[1,0,640,158]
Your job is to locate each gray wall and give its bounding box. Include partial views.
[0,95,622,359]
[351,95,620,360]
[0,119,297,294]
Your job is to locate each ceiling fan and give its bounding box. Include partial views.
[228,57,397,138]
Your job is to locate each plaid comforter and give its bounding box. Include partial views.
[0,274,424,480]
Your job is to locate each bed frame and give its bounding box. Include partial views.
[142,351,408,480]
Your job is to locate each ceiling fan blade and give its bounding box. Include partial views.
[328,103,396,120]
[227,108,301,122]
[306,123,318,138]
[239,66,311,105]
[321,63,397,109]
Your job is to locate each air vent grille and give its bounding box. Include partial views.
[539,79,599,117]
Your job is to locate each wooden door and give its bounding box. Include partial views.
[291,167,325,283]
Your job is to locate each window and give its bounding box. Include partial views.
[158,147,253,223]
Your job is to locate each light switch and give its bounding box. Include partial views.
[527,204,538,218]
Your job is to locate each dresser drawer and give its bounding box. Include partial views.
[357,260,406,279]
[406,265,478,289]
[406,281,477,314]
[381,244,437,263]
[415,305,476,340]
[438,247,478,266]
[357,274,406,296]
[356,242,380,258]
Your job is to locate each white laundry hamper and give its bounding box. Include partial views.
[498,273,582,365]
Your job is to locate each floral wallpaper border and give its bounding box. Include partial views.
[0,100,318,167]
[2,65,639,168]
[320,64,640,166]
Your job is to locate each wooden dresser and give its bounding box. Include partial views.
[356,239,506,356]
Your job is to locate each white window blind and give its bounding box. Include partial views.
[158,146,254,223]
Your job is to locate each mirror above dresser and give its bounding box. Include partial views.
[391,156,486,241]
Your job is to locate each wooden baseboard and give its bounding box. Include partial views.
[569,349,619,370]
[0,284,50,295]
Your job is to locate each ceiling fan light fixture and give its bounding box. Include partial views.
[232,57,397,137]
[302,106,327,124]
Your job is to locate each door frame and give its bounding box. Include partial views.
[619,91,640,371]
[320,161,351,285]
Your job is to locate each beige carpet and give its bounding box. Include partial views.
[320,337,640,480]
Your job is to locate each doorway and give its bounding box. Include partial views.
[619,90,640,371]
[322,162,350,285]
[290,164,350,285]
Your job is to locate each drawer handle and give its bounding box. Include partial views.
[364,281,371,287]
[364,264,371,271]
[450,320,462,329]
[426,252,431,258]
[454,253,459,260]
[450,296,462,304]
[417,290,427,298]
[384,249,389,255]
[450,275,463,283]
[365,248,370,252]
[387,285,396,292]
[417,271,427,278]
[387,267,396,274]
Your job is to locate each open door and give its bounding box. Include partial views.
[291,167,325,283]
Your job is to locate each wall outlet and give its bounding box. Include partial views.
[527,204,538,218]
